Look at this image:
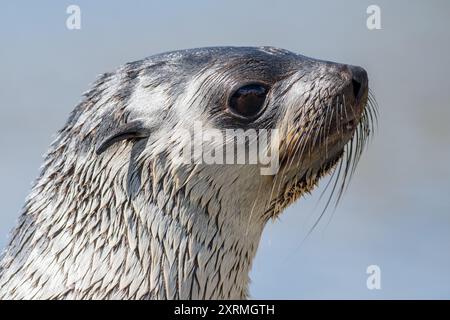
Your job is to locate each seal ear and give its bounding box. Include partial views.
[96,120,151,155]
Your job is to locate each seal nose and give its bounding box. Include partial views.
[349,65,368,100]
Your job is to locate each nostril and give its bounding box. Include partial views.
[349,65,368,100]
[352,78,362,99]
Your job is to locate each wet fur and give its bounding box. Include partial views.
[0,47,376,299]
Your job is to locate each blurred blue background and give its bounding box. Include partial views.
[1,0,449,299]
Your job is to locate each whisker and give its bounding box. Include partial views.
[267,89,378,232]
[305,152,344,237]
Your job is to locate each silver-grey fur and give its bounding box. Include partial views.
[0,47,375,299]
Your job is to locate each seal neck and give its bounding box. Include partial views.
[0,153,263,299]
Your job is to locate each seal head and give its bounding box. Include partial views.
[0,47,377,299]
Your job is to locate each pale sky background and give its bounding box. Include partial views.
[1,0,449,299]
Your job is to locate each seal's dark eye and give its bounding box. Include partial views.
[228,84,268,118]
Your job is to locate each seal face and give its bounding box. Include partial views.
[0,47,377,299]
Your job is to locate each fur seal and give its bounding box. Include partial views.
[0,46,377,299]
